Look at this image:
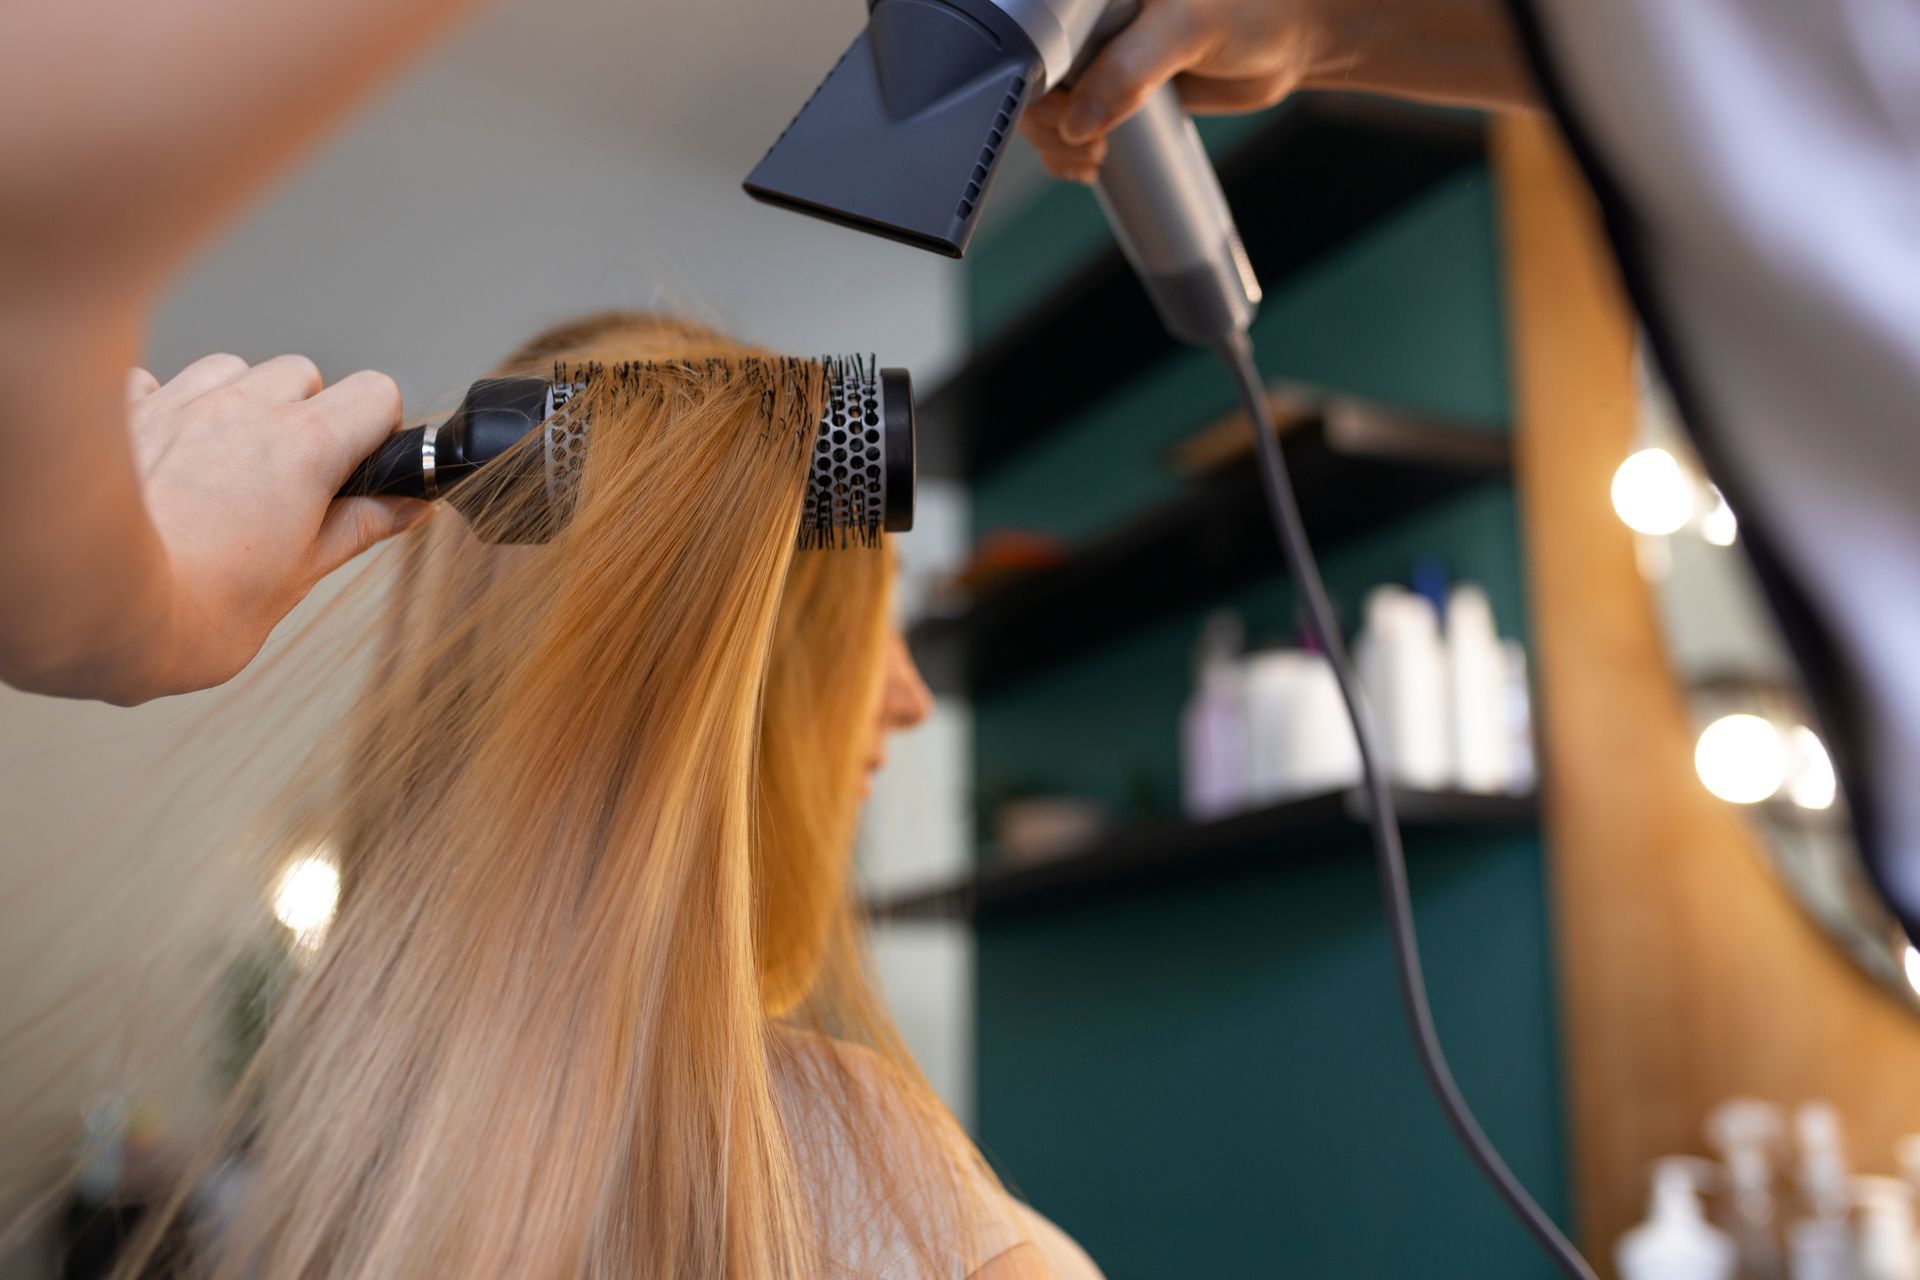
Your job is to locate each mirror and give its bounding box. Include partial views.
[1628,355,1919,1008]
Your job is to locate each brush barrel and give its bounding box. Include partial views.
[798,364,916,548]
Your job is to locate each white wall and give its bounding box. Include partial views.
[147,7,967,397]
[2,1,979,1267]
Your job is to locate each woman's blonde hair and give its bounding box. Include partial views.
[120,313,999,1278]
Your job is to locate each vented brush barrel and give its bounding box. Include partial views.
[800,363,915,547]
[339,365,915,548]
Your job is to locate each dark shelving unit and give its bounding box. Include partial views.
[871,788,1537,922]
[909,399,1510,696]
[916,96,1487,481]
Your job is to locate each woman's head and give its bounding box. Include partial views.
[155,312,989,1279]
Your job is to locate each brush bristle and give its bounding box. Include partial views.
[546,356,889,551]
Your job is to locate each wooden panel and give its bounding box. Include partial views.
[1494,114,1920,1269]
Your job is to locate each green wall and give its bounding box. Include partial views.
[964,150,1568,1277]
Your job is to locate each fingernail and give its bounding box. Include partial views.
[1061,97,1106,144]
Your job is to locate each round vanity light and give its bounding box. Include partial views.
[1612,448,1695,536]
[1695,714,1788,805]
[1786,726,1838,812]
[1700,486,1739,547]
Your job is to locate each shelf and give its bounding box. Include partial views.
[916,96,1487,481]
[908,400,1510,696]
[870,788,1539,923]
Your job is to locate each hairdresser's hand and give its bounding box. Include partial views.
[1020,0,1535,183]
[112,354,429,702]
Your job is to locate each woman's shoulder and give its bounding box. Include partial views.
[769,1030,1103,1280]
[774,1030,1019,1273]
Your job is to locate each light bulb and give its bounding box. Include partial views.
[1700,486,1739,547]
[1695,714,1787,805]
[272,853,341,938]
[1787,725,1837,811]
[1612,448,1695,536]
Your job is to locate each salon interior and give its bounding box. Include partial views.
[5,2,1920,1279]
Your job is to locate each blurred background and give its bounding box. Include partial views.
[8,1,1920,1278]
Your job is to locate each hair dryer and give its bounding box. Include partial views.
[744,0,1260,347]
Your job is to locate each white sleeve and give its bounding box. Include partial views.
[1507,0,1920,926]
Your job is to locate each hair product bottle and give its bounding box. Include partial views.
[1181,611,1249,819]
[1445,584,1509,793]
[1854,1176,1919,1280]
[1705,1098,1786,1280]
[1243,648,1361,802]
[1616,1158,1737,1280]
[1354,585,1450,789]
[1789,1102,1860,1280]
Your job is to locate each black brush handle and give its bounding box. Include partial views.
[335,378,552,501]
[337,426,430,499]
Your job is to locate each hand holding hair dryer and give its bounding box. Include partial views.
[745,0,1260,347]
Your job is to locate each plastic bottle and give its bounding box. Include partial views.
[1705,1097,1786,1280]
[1445,584,1509,793]
[1789,1102,1859,1280]
[1353,586,1449,790]
[1855,1176,1918,1280]
[1501,639,1537,795]
[1243,649,1360,801]
[1617,1157,1737,1280]
[1181,612,1249,820]
[1896,1136,1920,1204]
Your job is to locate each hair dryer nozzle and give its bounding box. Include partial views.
[744,1,1041,258]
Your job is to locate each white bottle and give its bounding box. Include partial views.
[1354,586,1450,789]
[1705,1097,1786,1280]
[1181,612,1249,820]
[1896,1136,1920,1206]
[1854,1176,1918,1280]
[1243,649,1360,801]
[1790,1102,1859,1280]
[1617,1157,1737,1280]
[1501,640,1538,795]
[1446,584,1509,793]
[1289,650,1363,795]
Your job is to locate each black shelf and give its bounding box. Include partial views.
[909,400,1510,696]
[871,788,1538,923]
[917,96,1487,481]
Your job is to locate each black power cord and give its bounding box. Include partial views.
[1214,331,1598,1280]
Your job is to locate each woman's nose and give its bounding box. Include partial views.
[881,633,934,732]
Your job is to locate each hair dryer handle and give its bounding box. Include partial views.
[1093,82,1262,346]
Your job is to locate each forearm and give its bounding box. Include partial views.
[0,0,485,701]
[0,0,487,305]
[1304,0,1539,112]
[0,299,173,703]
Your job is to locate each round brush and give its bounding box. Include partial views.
[339,358,915,546]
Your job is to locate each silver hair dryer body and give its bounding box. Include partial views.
[745,0,1261,347]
